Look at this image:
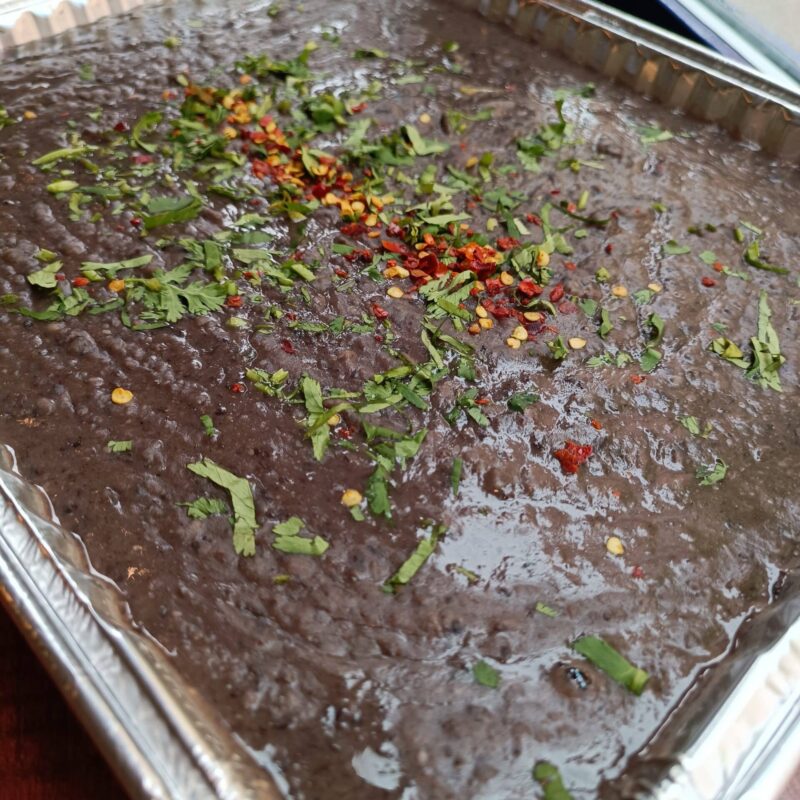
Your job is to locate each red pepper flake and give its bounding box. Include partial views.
[230,382,245,394]
[630,374,646,385]
[712,261,724,273]
[495,236,520,251]
[349,102,367,113]
[553,441,593,475]
[517,278,542,297]
[701,276,717,287]
[525,213,542,225]
[340,222,366,237]
[474,397,490,406]
[243,271,255,279]
[557,300,577,315]
[590,419,603,431]
[225,295,243,308]
[605,243,614,254]
[564,261,577,271]
[130,217,142,227]
[72,276,90,287]
[285,312,297,321]
[381,239,406,255]
[371,303,389,320]
[337,426,354,439]
[55,272,66,282]
[566,202,577,214]
[484,277,504,296]
[550,189,561,196]
[631,565,645,580]
[334,268,348,278]
[548,284,565,303]
[280,339,295,354]
[132,154,154,165]
[113,121,128,133]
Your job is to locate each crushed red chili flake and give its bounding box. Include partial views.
[590,419,603,431]
[340,222,366,237]
[553,441,593,475]
[280,339,295,354]
[230,382,245,393]
[557,300,577,315]
[225,295,243,308]
[381,239,406,254]
[631,565,645,580]
[517,278,542,297]
[334,268,348,278]
[712,261,724,273]
[130,217,142,227]
[371,303,389,320]
[113,121,128,132]
[630,375,646,385]
[72,276,90,287]
[564,261,577,271]
[566,202,577,214]
[495,236,520,251]
[548,284,565,303]
[701,276,717,287]
[605,243,614,254]
[242,271,255,279]
[132,154,154,165]
[474,397,490,406]
[525,213,542,225]
[55,272,66,282]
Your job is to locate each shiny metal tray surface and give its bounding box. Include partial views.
[1,1,799,798]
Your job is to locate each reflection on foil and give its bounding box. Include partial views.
[351,742,403,791]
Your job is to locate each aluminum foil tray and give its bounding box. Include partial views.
[1,1,799,798]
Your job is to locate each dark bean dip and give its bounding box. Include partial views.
[0,0,798,798]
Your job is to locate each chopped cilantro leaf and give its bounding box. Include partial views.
[187,458,258,556]
[696,457,728,486]
[472,659,501,688]
[533,762,574,800]
[272,516,329,556]
[507,392,539,412]
[106,440,132,453]
[661,240,690,256]
[180,496,229,519]
[384,523,445,591]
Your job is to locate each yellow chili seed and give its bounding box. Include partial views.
[367,230,381,239]
[648,282,663,293]
[500,271,514,286]
[511,325,529,342]
[350,200,366,216]
[523,311,543,322]
[465,156,479,169]
[475,305,488,319]
[468,323,481,335]
[239,74,252,85]
[568,337,587,350]
[506,337,521,350]
[473,280,486,292]
[387,286,405,299]
[222,126,238,140]
[381,194,395,205]
[479,318,494,330]
[108,279,126,293]
[394,266,410,279]
[419,112,432,124]
[341,489,363,508]
[536,250,550,268]
[111,387,133,405]
[327,414,342,427]
[606,536,625,556]
[322,192,340,206]
[365,213,378,227]
[23,110,37,120]
[611,285,628,298]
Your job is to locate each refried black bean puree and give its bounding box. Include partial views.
[0,0,799,797]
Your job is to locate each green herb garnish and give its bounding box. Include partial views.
[572,635,649,695]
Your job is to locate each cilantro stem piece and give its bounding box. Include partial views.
[451,458,463,496]
[384,524,446,592]
[743,240,789,275]
[572,635,649,695]
[32,145,95,166]
[187,458,258,556]
[533,762,574,800]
